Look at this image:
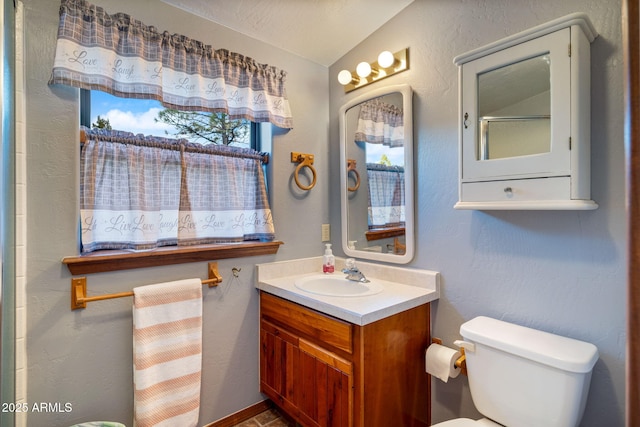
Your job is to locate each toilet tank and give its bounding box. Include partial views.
[460,316,598,427]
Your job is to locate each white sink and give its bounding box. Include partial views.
[294,274,383,297]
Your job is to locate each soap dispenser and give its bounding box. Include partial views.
[323,243,335,273]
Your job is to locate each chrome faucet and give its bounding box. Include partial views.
[342,258,370,283]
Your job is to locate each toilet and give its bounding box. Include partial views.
[433,316,599,427]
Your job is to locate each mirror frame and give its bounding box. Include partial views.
[339,84,414,264]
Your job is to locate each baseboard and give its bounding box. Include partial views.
[203,400,273,427]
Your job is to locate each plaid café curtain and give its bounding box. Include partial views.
[366,163,405,227]
[80,127,275,253]
[354,99,404,147]
[48,0,293,129]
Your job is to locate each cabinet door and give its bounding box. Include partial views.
[260,320,353,427]
[260,320,299,410]
[461,28,570,182]
[298,339,353,427]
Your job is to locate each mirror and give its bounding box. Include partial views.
[339,84,413,264]
[477,53,551,161]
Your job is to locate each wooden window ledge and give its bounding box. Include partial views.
[365,227,405,241]
[62,241,283,275]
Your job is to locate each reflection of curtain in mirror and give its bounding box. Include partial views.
[355,99,404,147]
[366,164,405,227]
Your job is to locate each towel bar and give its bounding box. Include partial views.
[71,261,223,310]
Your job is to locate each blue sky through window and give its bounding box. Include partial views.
[90,91,251,148]
[91,91,177,138]
[366,144,404,167]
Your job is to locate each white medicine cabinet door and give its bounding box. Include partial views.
[461,28,570,182]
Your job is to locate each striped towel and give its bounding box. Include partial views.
[133,279,203,427]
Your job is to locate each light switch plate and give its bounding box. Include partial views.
[321,224,330,242]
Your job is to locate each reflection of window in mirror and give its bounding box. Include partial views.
[477,53,551,161]
[352,96,406,246]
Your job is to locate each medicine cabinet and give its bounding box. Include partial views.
[453,13,598,210]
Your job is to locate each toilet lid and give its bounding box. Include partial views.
[432,418,478,427]
[432,418,502,427]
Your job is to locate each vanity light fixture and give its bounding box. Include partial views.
[338,47,409,93]
[356,61,377,78]
[338,69,359,86]
[377,50,398,68]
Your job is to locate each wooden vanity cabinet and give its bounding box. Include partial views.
[259,291,430,427]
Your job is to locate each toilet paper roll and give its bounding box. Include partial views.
[425,343,461,383]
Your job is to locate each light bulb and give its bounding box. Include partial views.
[377,50,396,68]
[356,61,372,78]
[338,69,357,85]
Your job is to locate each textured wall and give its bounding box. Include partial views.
[21,0,626,426]
[329,1,626,426]
[22,0,329,425]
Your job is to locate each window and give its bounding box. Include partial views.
[51,0,289,270]
[82,90,259,150]
[78,90,275,255]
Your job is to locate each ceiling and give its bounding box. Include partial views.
[161,0,414,66]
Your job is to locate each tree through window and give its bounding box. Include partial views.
[85,90,254,149]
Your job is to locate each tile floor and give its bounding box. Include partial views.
[232,408,297,427]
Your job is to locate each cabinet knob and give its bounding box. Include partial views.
[504,187,513,197]
[463,112,470,129]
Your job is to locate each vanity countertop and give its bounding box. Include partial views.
[256,257,440,325]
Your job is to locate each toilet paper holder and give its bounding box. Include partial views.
[432,338,467,376]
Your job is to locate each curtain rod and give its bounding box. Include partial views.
[79,129,269,164]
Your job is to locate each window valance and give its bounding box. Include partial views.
[355,99,404,147]
[48,0,293,129]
